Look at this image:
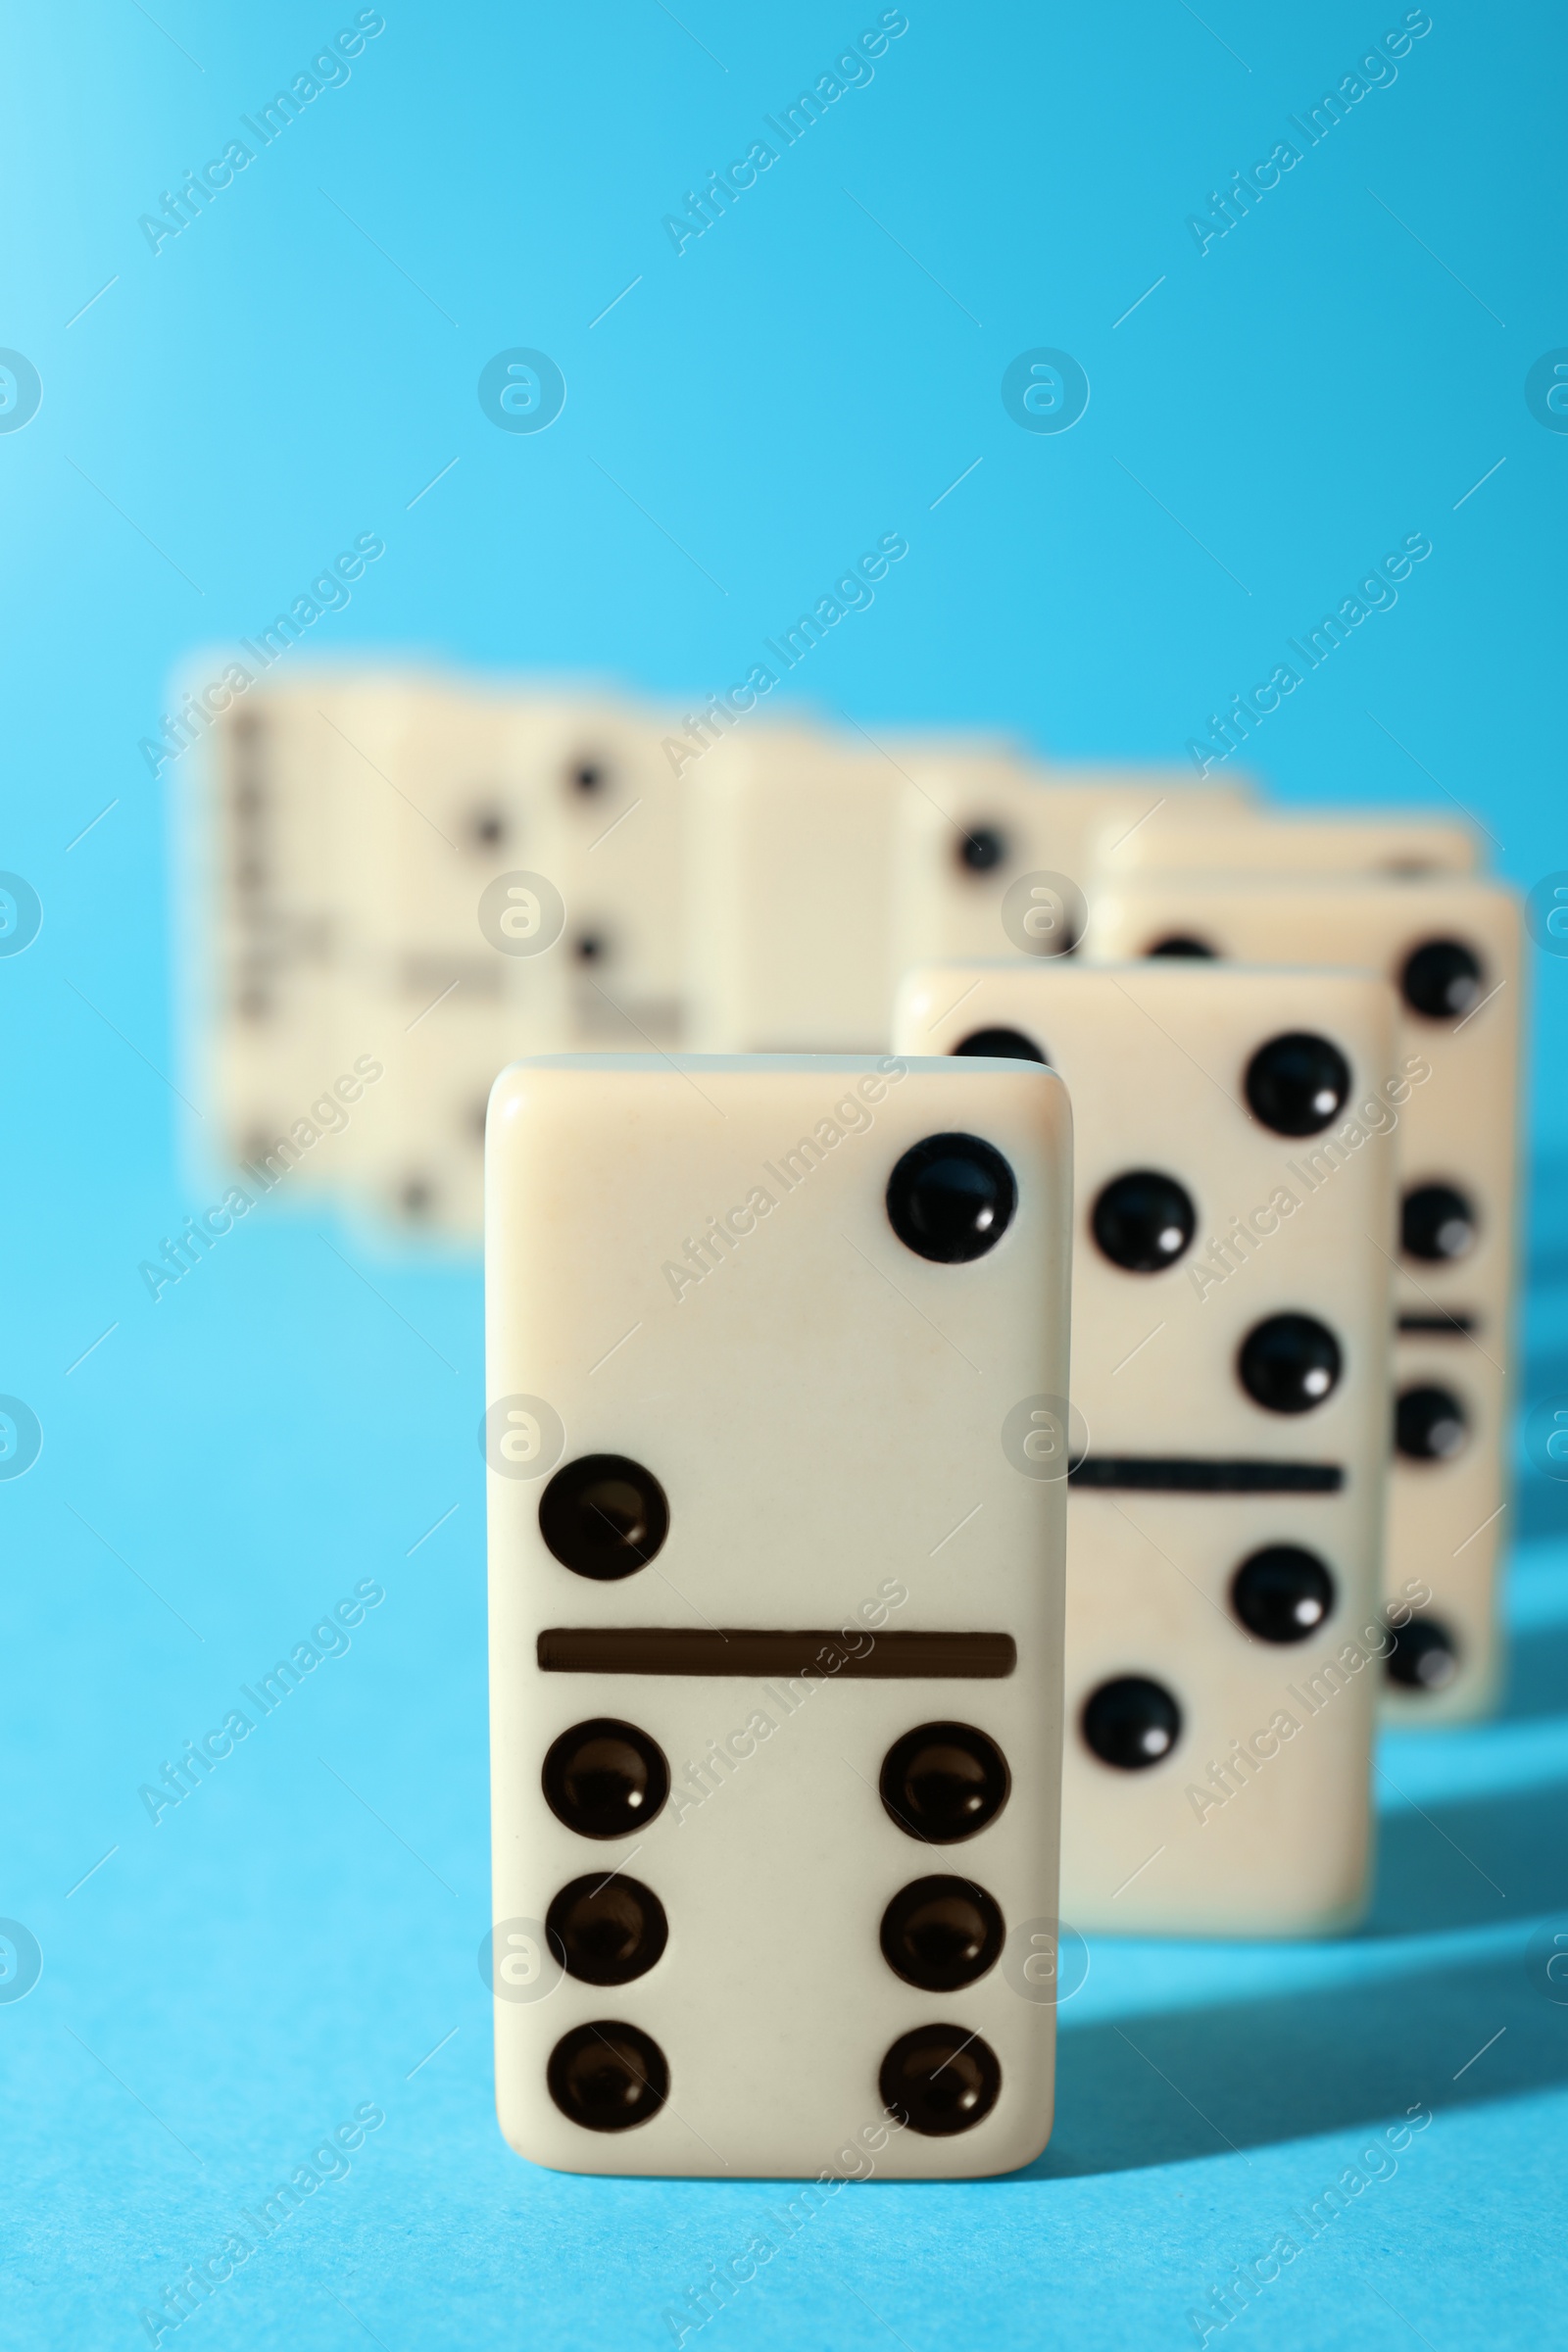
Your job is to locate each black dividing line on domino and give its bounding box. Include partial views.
[536,1629,1017,1678]
[1396,1311,1478,1335]
[1068,1457,1344,1494]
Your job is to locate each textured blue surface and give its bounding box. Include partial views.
[4,4,1566,2345]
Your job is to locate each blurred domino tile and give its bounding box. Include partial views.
[183,663,1522,1743]
[896,961,1399,1935]
[1087,874,1522,1724]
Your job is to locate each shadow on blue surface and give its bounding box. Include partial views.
[1032,1942,1568,2180]
[1498,1614,1568,1720]
[1028,1710,1568,2177]
[1524,1155,1568,1291]
[1366,1780,1568,1933]
[1518,1474,1568,1545]
[1509,1146,1565,1543]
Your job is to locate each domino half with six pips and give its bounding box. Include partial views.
[1087,875,1523,1722]
[485,1052,1071,2176]
[895,962,1401,1936]
[183,673,362,1200]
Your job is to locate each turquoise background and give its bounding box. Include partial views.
[3,2,1565,2344]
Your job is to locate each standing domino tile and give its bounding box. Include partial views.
[330,677,570,1238]
[683,729,906,1052]
[185,677,357,1196]
[1091,808,1481,886]
[494,689,691,1049]
[1088,877,1523,1723]
[485,1053,1071,2177]
[686,734,1258,1054]
[889,754,1257,980]
[185,686,336,1185]
[895,964,1399,1936]
[191,671,694,1239]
